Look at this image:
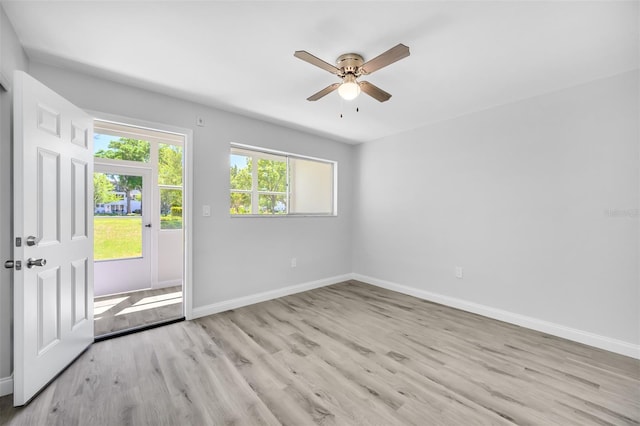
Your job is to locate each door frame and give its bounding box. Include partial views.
[89,111,194,320]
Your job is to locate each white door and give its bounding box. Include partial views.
[12,71,94,406]
[93,164,152,297]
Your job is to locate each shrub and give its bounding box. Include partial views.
[171,206,182,217]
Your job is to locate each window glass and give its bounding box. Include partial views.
[289,158,334,215]
[257,158,287,192]
[230,154,252,191]
[230,192,251,215]
[229,145,335,216]
[93,172,143,260]
[160,188,183,229]
[159,144,183,185]
[94,133,150,162]
[259,194,287,214]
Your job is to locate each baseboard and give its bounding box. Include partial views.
[0,374,12,397]
[191,274,353,319]
[352,273,640,360]
[189,272,639,359]
[153,279,182,290]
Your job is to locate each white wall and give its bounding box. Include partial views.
[157,230,183,287]
[0,61,353,388]
[354,70,639,352]
[28,61,354,306]
[0,5,28,392]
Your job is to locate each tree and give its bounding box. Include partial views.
[95,138,150,162]
[158,144,183,226]
[229,157,287,214]
[95,138,150,213]
[160,189,182,216]
[230,159,252,214]
[159,144,182,185]
[257,158,286,214]
[93,173,118,207]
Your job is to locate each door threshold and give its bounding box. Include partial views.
[94,316,185,342]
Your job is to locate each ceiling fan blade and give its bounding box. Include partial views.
[294,50,341,75]
[360,43,410,75]
[307,83,341,101]
[359,81,392,102]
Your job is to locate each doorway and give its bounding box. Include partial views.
[11,72,193,405]
[92,119,186,337]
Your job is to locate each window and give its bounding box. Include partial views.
[159,143,183,229]
[230,145,336,216]
[94,132,151,162]
[93,120,184,231]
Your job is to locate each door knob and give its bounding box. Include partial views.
[26,236,39,246]
[145,223,152,228]
[26,258,46,268]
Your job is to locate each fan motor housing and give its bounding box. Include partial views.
[336,53,364,76]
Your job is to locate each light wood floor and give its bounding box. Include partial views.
[94,286,183,337]
[1,280,638,425]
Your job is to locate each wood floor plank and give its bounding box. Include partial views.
[1,280,638,425]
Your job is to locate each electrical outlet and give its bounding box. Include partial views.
[455,266,463,279]
[291,258,297,268]
[202,205,211,217]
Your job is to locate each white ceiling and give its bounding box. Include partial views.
[2,1,638,144]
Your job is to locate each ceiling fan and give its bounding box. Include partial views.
[294,44,410,103]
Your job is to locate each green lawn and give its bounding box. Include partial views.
[160,216,183,229]
[94,215,183,260]
[94,216,142,260]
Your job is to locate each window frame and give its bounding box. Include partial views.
[230,143,337,217]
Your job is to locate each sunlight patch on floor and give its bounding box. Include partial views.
[133,291,182,306]
[93,286,183,335]
[116,296,182,316]
[94,296,128,315]
[93,291,182,320]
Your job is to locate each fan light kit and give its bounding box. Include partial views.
[294,44,410,103]
[337,74,360,100]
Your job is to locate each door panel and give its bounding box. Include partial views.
[37,149,61,245]
[37,267,60,353]
[13,71,94,406]
[71,258,88,328]
[71,160,89,239]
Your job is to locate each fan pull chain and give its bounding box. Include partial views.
[339,106,359,118]
[337,100,360,118]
